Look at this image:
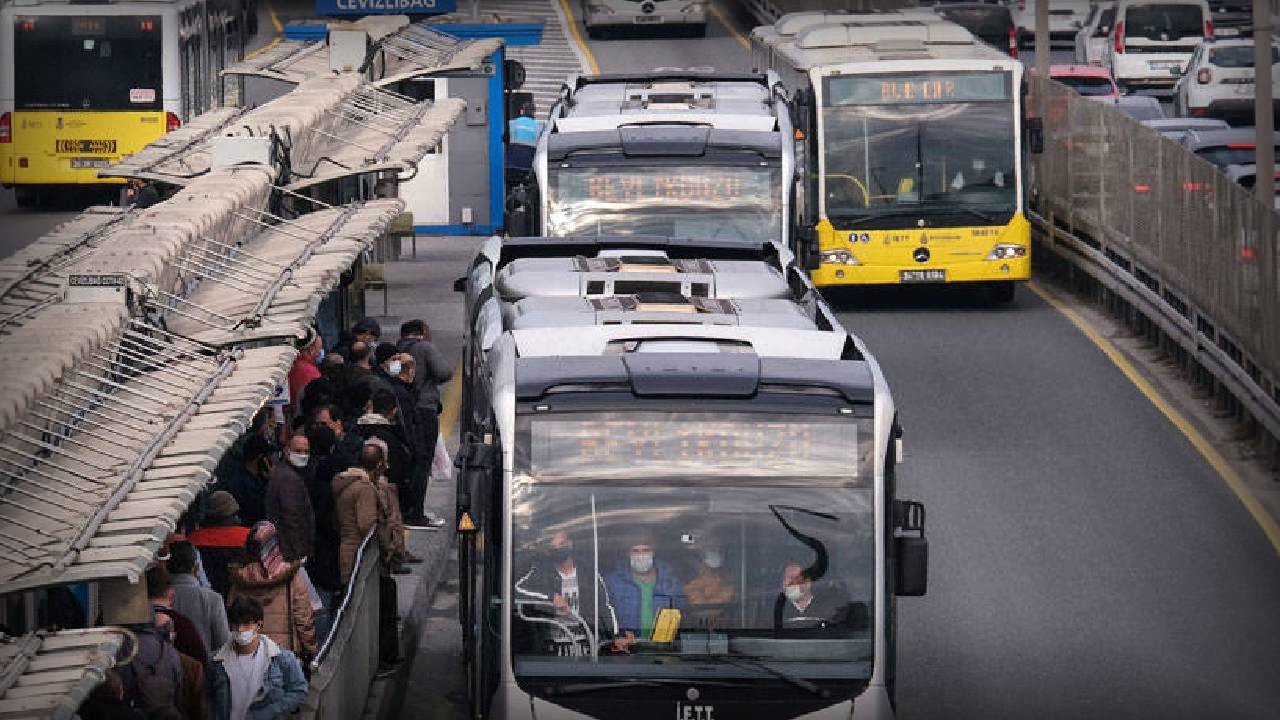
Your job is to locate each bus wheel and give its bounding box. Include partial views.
[14,187,38,208]
[985,282,1016,305]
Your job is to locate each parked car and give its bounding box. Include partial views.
[1180,128,1280,169]
[1173,37,1280,123]
[1104,0,1213,93]
[931,3,1019,57]
[1051,64,1122,99]
[1224,163,1280,202]
[1140,116,1229,140]
[1102,94,1167,120]
[1074,1,1116,65]
[1007,0,1091,46]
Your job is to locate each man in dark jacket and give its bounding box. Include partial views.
[356,390,414,515]
[220,434,273,526]
[264,432,315,563]
[397,320,454,527]
[303,423,344,632]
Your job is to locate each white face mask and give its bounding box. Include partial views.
[703,551,723,569]
[783,584,804,602]
[386,360,403,377]
[286,451,309,468]
[630,551,654,575]
[233,629,257,646]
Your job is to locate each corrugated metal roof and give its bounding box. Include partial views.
[223,22,502,85]
[0,208,132,335]
[161,198,405,345]
[0,323,295,594]
[287,93,467,191]
[0,628,131,720]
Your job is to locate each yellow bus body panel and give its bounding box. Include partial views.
[810,213,1032,287]
[0,110,167,186]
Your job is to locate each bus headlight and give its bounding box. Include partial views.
[986,243,1027,260]
[681,2,705,12]
[820,249,860,265]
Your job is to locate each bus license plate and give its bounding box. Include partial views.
[900,269,946,283]
[70,158,110,169]
[635,14,663,22]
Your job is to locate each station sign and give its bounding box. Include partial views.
[316,0,456,15]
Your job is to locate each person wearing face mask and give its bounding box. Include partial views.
[264,433,315,564]
[683,541,734,628]
[286,327,324,424]
[220,435,274,527]
[773,562,854,633]
[514,530,619,655]
[208,596,308,720]
[603,533,687,651]
[227,522,319,661]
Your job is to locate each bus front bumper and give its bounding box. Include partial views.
[812,255,1031,287]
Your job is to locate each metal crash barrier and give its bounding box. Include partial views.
[1031,74,1280,455]
[301,530,382,720]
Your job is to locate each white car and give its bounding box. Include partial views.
[1104,0,1212,93]
[1173,37,1280,122]
[1074,2,1116,65]
[1224,164,1280,210]
[1008,0,1091,46]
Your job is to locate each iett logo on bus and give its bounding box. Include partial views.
[675,702,714,720]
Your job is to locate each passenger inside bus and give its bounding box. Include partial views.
[603,532,688,651]
[682,533,735,629]
[772,562,864,634]
[513,529,618,657]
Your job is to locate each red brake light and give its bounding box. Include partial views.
[1114,21,1124,53]
[19,19,35,31]
[166,112,181,133]
[1197,68,1212,84]
[140,19,155,31]
[0,113,10,143]
[1008,26,1019,58]
[1204,19,1213,37]
[1226,143,1255,149]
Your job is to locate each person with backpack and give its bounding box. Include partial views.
[208,596,308,720]
[117,598,186,718]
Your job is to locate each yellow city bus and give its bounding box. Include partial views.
[753,12,1040,303]
[1,0,248,206]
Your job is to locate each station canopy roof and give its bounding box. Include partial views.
[0,629,132,720]
[222,21,502,86]
[158,198,406,345]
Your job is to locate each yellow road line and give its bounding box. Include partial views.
[557,0,601,75]
[244,36,282,61]
[709,2,750,51]
[438,354,464,440]
[1029,281,1280,557]
[269,0,283,33]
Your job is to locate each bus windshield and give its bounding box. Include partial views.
[510,412,875,690]
[820,72,1016,228]
[13,15,163,111]
[546,164,782,243]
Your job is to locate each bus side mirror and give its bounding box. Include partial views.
[798,225,819,271]
[1026,117,1045,155]
[894,499,928,597]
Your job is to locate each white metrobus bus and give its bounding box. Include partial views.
[526,72,797,255]
[452,234,930,720]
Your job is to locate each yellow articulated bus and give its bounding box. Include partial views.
[0,0,248,206]
[753,12,1043,303]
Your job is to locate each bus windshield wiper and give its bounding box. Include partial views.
[699,652,831,699]
[830,209,924,228]
[548,678,748,696]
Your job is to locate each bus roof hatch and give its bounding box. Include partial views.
[619,126,710,156]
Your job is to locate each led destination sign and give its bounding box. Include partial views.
[826,72,1011,106]
[527,415,861,478]
[556,166,776,207]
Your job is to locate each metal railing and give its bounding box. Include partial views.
[1031,75,1280,444]
[300,529,382,720]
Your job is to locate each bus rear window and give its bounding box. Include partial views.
[13,15,162,111]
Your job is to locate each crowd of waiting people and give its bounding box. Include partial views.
[75,317,454,720]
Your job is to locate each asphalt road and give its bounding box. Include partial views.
[399,5,1280,720]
